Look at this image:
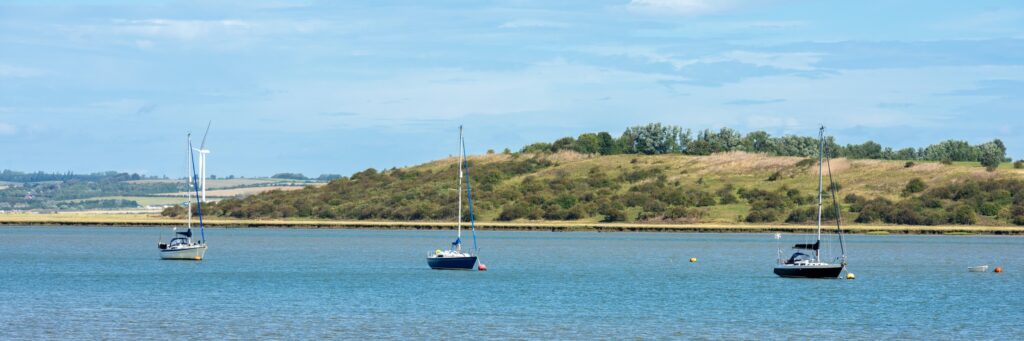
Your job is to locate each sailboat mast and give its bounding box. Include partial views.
[186,134,193,231]
[457,126,463,242]
[815,126,825,262]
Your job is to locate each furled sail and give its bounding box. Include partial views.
[792,241,820,250]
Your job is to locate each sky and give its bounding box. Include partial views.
[1,0,1023,177]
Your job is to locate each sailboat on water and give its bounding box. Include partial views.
[427,126,479,270]
[158,133,208,260]
[774,126,847,278]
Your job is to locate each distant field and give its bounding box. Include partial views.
[127,178,321,189]
[154,184,323,198]
[60,196,198,207]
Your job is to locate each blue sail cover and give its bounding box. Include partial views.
[451,237,461,246]
[792,241,820,250]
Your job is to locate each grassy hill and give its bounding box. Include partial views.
[181,151,1024,227]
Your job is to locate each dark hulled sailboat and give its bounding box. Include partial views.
[426,126,479,270]
[774,126,847,278]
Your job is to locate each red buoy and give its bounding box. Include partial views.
[478,263,488,271]
[994,267,1003,273]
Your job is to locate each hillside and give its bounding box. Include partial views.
[178,151,1024,227]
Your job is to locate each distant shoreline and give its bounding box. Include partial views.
[1,213,1022,235]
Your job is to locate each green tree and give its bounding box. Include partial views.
[596,132,617,155]
[575,133,601,154]
[978,141,1006,171]
[551,137,576,152]
[742,131,771,153]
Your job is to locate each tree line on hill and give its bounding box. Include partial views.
[0,180,181,210]
[520,123,1009,170]
[0,170,165,183]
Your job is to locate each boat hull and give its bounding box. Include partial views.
[773,264,844,278]
[427,256,477,270]
[160,244,207,260]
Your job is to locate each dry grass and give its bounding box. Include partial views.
[698,152,803,175]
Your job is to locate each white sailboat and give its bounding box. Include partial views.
[158,133,208,260]
[427,126,479,270]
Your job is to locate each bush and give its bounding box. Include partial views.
[795,158,816,168]
[716,185,738,205]
[746,208,780,223]
[843,193,865,204]
[767,171,782,181]
[950,204,977,224]
[1012,206,1024,225]
[1015,160,1024,169]
[602,208,627,222]
[903,178,927,196]
[905,161,915,168]
[855,198,893,223]
[979,203,1000,216]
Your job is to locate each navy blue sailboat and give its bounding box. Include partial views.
[774,126,847,278]
[427,126,479,270]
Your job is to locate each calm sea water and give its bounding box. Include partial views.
[1,226,1021,339]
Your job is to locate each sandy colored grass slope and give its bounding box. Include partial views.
[463,151,1024,224]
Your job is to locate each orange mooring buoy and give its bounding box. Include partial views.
[994,267,1003,273]
[478,263,488,271]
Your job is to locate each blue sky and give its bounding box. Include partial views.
[1,0,1023,177]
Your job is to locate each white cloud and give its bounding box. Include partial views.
[628,0,741,16]
[0,122,16,135]
[0,64,46,78]
[112,19,252,41]
[938,10,1024,37]
[579,46,823,71]
[499,20,570,29]
[721,51,823,71]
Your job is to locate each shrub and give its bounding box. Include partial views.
[855,198,893,223]
[795,158,816,168]
[1015,160,1024,169]
[1012,205,1024,225]
[786,207,816,223]
[746,208,780,223]
[602,208,627,222]
[950,204,977,225]
[716,185,738,205]
[767,171,782,181]
[905,161,915,168]
[903,178,927,196]
[843,193,865,204]
[979,203,1000,216]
